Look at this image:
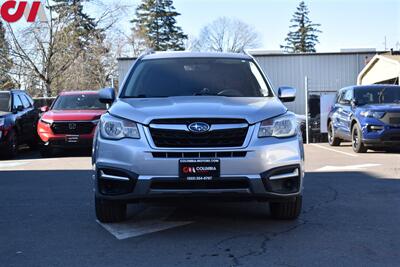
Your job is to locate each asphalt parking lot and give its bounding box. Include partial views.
[0,144,399,267]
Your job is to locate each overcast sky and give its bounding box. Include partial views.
[94,0,400,52]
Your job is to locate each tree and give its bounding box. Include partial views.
[0,21,14,90]
[192,17,261,53]
[52,0,102,48]
[281,1,321,53]
[50,0,109,93]
[6,0,88,96]
[6,0,121,96]
[131,0,187,51]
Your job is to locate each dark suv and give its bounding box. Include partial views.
[0,90,39,158]
[328,85,400,153]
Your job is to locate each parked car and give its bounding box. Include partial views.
[328,85,400,153]
[93,51,305,223]
[37,91,107,157]
[0,90,39,158]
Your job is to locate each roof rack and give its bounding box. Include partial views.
[140,48,155,57]
[241,49,254,59]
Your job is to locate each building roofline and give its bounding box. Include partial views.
[357,54,400,85]
[117,50,387,61]
[248,50,386,57]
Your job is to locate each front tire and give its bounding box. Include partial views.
[95,196,127,223]
[40,145,54,158]
[270,196,302,220]
[328,122,341,146]
[352,124,367,153]
[5,130,18,159]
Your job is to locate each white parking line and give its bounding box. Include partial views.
[311,144,358,157]
[316,163,381,172]
[97,207,193,240]
[0,162,29,169]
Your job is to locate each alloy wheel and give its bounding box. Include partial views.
[328,124,334,144]
[352,128,359,149]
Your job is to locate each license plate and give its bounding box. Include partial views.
[65,135,79,143]
[179,159,220,180]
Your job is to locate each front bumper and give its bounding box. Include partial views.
[38,121,95,148]
[93,123,305,202]
[362,124,400,146]
[46,137,94,148]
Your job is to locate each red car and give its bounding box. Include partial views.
[37,91,107,157]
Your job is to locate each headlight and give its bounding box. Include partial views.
[0,118,4,127]
[360,111,385,119]
[40,118,53,125]
[258,113,297,138]
[100,114,140,140]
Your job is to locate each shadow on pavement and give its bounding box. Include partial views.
[0,147,91,161]
[0,169,399,266]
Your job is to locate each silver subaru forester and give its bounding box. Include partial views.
[93,51,304,222]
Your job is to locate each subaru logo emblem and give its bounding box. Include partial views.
[188,122,210,133]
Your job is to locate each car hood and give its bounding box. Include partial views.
[42,110,106,121]
[109,96,287,125]
[359,104,400,112]
[0,111,11,117]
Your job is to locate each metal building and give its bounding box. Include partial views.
[251,50,378,115]
[117,49,379,115]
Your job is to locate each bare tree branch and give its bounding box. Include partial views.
[192,17,261,53]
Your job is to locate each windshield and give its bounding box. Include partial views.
[354,86,400,105]
[122,58,272,98]
[0,93,10,112]
[52,94,106,110]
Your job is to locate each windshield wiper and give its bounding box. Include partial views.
[122,94,147,98]
[122,95,173,98]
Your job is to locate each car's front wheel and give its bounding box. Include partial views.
[95,196,127,223]
[5,130,18,159]
[40,145,54,158]
[328,121,341,146]
[269,196,302,220]
[352,124,367,153]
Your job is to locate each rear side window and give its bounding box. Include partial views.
[0,93,10,112]
[24,94,34,106]
[20,94,31,108]
[12,94,23,110]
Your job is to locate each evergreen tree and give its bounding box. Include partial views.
[50,0,108,92]
[52,0,102,48]
[0,21,14,90]
[281,1,321,53]
[131,0,187,51]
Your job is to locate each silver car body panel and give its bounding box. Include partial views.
[93,52,304,200]
[108,96,287,126]
[94,121,304,198]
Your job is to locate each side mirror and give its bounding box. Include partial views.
[351,99,358,107]
[14,105,24,113]
[278,86,296,102]
[99,88,116,104]
[40,106,49,113]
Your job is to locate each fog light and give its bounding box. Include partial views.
[261,165,301,194]
[369,125,384,131]
[97,168,137,195]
